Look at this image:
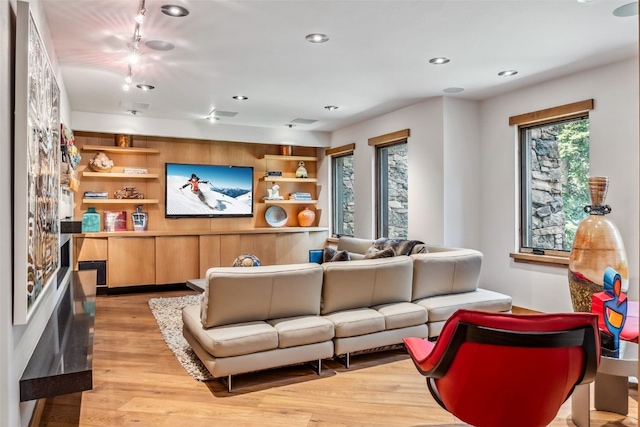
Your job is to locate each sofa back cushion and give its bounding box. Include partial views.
[321,256,414,315]
[411,249,482,300]
[201,263,324,328]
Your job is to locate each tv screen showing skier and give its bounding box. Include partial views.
[165,163,254,218]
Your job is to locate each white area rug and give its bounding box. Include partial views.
[148,294,214,381]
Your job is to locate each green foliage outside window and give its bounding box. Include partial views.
[557,118,590,250]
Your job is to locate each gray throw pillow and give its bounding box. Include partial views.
[323,247,351,263]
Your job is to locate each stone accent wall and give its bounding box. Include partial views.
[339,155,355,236]
[385,143,408,239]
[529,126,566,250]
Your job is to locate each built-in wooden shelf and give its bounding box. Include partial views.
[81,145,160,155]
[82,171,159,179]
[262,199,317,204]
[261,154,318,162]
[82,199,159,205]
[260,177,317,183]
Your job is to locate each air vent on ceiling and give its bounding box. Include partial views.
[290,118,318,125]
[119,101,150,111]
[213,110,239,117]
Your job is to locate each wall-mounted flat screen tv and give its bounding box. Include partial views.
[165,163,254,218]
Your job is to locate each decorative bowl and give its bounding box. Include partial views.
[265,205,287,227]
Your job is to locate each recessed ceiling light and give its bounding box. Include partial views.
[128,109,141,115]
[122,84,130,91]
[305,33,329,43]
[498,70,518,77]
[161,5,189,17]
[324,105,339,111]
[443,87,465,94]
[145,40,175,51]
[285,124,295,128]
[613,2,638,17]
[206,116,219,122]
[233,95,248,100]
[429,57,450,65]
[577,0,600,3]
[136,84,155,91]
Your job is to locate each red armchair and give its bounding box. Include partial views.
[403,309,600,427]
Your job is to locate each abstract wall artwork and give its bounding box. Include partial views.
[14,1,61,324]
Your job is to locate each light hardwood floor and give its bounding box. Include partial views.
[39,290,638,426]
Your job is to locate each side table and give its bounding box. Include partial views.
[572,341,638,427]
[186,278,206,293]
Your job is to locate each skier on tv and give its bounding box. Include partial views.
[180,173,212,205]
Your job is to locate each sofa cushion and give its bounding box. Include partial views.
[268,316,335,348]
[201,263,323,328]
[184,304,278,357]
[414,288,513,323]
[323,247,351,263]
[411,249,482,300]
[323,308,385,338]
[373,302,428,330]
[321,256,414,314]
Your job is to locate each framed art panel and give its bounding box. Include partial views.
[14,1,61,324]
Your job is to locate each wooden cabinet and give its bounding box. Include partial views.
[107,237,155,288]
[73,229,329,288]
[156,236,199,284]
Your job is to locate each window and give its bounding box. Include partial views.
[369,129,410,239]
[332,153,355,236]
[512,100,593,256]
[327,143,355,237]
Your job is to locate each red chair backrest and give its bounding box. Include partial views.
[420,309,600,427]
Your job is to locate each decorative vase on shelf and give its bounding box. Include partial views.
[82,207,101,233]
[132,205,148,231]
[568,176,628,312]
[297,207,315,227]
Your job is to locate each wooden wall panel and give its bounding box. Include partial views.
[74,237,108,265]
[107,237,155,287]
[199,235,221,276]
[73,132,320,234]
[155,236,199,284]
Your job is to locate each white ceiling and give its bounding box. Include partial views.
[41,0,638,133]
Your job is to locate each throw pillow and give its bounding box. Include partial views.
[363,247,396,259]
[232,254,261,267]
[323,247,351,263]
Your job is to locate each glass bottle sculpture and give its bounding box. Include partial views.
[568,176,628,312]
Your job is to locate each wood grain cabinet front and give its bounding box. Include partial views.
[107,237,156,288]
[156,236,199,284]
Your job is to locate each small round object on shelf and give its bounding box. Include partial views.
[265,205,287,227]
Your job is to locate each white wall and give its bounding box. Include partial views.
[326,96,483,248]
[479,57,639,312]
[2,1,73,425]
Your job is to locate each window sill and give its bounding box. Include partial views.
[509,252,569,268]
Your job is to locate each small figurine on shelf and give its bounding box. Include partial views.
[296,161,308,178]
[266,182,284,200]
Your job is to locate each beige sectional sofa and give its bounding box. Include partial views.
[182,237,512,390]
[182,263,335,391]
[334,237,513,338]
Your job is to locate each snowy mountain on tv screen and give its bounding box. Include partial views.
[166,175,252,216]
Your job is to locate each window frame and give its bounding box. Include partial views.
[369,129,410,239]
[509,100,593,266]
[326,143,355,237]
